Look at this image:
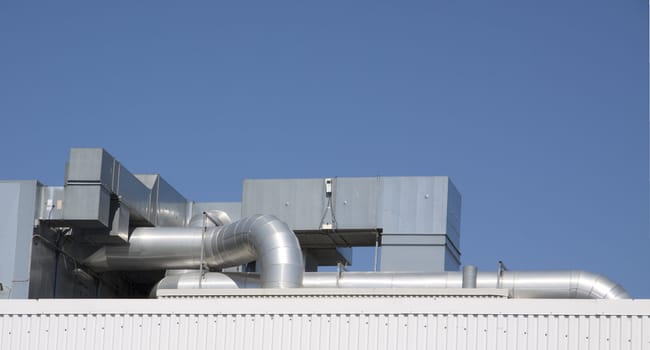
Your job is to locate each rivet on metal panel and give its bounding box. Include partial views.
[284,201,290,207]
[424,194,429,199]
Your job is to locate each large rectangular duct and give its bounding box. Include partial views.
[379,176,461,272]
[242,176,461,272]
[63,148,152,229]
[134,174,188,227]
[60,149,192,237]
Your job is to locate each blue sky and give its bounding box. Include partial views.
[1,1,648,297]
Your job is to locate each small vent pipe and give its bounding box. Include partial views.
[462,265,477,288]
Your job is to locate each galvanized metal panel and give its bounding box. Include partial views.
[444,244,462,270]
[446,179,462,249]
[380,245,448,272]
[0,181,39,299]
[242,176,457,237]
[155,176,188,226]
[113,164,151,224]
[0,297,648,350]
[62,185,111,227]
[334,177,378,229]
[110,207,130,241]
[378,176,461,272]
[134,174,190,226]
[377,176,450,235]
[37,186,64,221]
[65,149,155,226]
[65,148,114,187]
[381,234,447,245]
[242,176,461,272]
[134,173,159,223]
[242,179,325,231]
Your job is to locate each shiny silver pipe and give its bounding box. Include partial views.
[152,271,261,296]
[305,271,630,299]
[152,270,630,299]
[84,215,303,288]
[208,214,303,288]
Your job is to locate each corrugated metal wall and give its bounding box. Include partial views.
[2,312,649,350]
[1,293,649,350]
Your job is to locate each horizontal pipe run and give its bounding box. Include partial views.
[152,270,631,299]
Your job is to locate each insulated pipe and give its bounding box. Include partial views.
[84,215,303,288]
[305,271,630,299]
[151,270,631,299]
[208,215,303,288]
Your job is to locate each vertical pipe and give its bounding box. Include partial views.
[199,213,206,288]
[373,232,379,272]
[462,265,477,288]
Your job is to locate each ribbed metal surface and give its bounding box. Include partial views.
[0,296,649,350]
[156,287,509,299]
[4,313,648,350]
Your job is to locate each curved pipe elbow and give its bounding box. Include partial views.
[493,270,631,299]
[86,214,304,289]
[572,270,630,299]
[209,214,303,288]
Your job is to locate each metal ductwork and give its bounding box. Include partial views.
[84,215,304,288]
[302,271,630,299]
[152,270,630,299]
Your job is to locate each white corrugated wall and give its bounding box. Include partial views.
[0,291,649,350]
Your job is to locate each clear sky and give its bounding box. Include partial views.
[1,1,648,297]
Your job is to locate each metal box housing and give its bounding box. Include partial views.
[242,176,461,272]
